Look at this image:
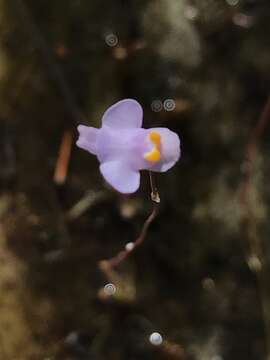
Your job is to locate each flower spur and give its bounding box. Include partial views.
[76,99,181,194]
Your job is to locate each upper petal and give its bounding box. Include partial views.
[100,160,140,194]
[102,99,143,129]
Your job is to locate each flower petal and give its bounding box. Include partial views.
[100,161,140,193]
[76,125,98,155]
[102,99,143,129]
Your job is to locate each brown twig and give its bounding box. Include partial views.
[54,130,73,185]
[15,0,84,125]
[99,171,160,272]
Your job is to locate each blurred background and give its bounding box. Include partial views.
[0,0,270,359]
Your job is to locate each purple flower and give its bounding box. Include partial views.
[76,99,181,194]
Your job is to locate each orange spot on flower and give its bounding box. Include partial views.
[144,131,161,162]
[149,131,161,146]
[144,147,161,162]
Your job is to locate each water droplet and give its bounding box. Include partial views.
[151,100,163,112]
[163,99,176,112]
[104,283,116,295]
[105,33,118,47]
[125,242,135,251]
[149,332,163,346]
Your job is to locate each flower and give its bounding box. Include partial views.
[76,99,181,194]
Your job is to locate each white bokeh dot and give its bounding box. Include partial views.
[125,242,135,251]
[151,100,163,112]
[105,33,118,47]
[149,332,163,346]
[104,283,116,296]
[164,99,176,112]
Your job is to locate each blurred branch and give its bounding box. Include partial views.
[241,95,270,258]
[240,94,270,359]
[66,190,106,221]
[14,0,84,125]
[244,96,270,187]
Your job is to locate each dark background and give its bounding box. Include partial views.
[0,0,270,359]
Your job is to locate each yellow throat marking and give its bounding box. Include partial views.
[144,131,161,162]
